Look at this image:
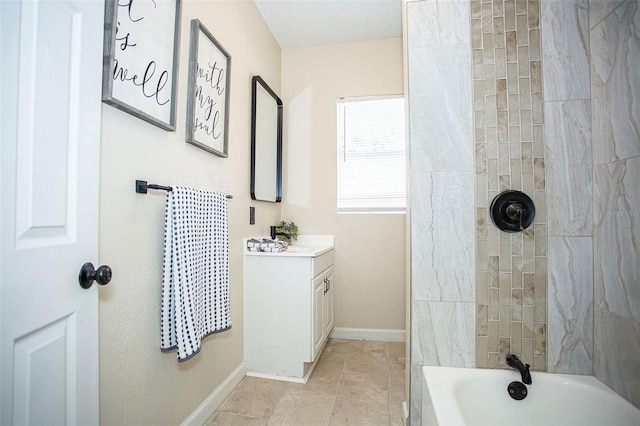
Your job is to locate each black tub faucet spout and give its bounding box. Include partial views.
[506,354,532,385]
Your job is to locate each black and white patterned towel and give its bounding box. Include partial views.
[246,238,288,252]
[161,186,231,361]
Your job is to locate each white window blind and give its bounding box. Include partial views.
[337,96,406,213]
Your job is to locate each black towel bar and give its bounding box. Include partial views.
[135,180,233,199]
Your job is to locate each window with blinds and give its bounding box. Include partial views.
[336,96,406,213]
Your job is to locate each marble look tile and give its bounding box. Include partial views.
[517,46,530,76]
[511,322,523,354]
[530,61,542,93]
[411,172,475,303]
[547,165,592,234]
[477,174,488,208]
[532,93,544,125]
[591,1,640,165]
[494,17,506,47]
[548,237,593,374]
[520,78,532,108]
[594,307,640,408]
[408,45,473,172]
[541,0,590,101]
[482,2,494,34]
[477,270,489,304]
[483,64,497,96]
[472,19,483,49]
[409,365,423,425]
[516,14,529,45]
[589,0,625,30]
[493,0,504,18]
[528,0,541,28]
[505,0,516,31]
[484,34,496,65]
[411,301,475,367]
[508,94,520,125]
[593,158,640,323]
[473,49,484,79]
[545,100,593,236]
[476,336,489,367]
[506,31,517,61]
[507,63,519,93]
[529,28,541,60]
[533,322,547,356]
[407,0,470,48]
[496,47,506,79]
[533,124,545,157]
[533,157,545,189]
[471,0,482,19]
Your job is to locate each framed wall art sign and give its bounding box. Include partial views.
[185,19,231,157]
[102,0,181,131]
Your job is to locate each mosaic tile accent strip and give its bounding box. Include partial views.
[472,0,547,371]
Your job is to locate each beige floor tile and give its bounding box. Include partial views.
[267,387,335,426]
[218,377,288,418]
[206,412,268,425]
[330,376,391,426]
[290,355,344,395]
[209,339,406,426]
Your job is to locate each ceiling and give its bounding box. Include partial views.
[253,0,403,49]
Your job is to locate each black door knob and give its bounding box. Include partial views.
[79,262,112,289]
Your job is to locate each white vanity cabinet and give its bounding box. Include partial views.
[244,238,334,382]
[312,266,334,359]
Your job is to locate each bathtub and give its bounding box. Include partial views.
[421,366,640,426]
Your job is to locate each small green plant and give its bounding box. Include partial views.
[277,220,298,240]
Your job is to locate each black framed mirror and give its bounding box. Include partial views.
[251,76,282,202]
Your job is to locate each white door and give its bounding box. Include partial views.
[1,0,104,424]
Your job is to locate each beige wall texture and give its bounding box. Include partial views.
[281,38,406,332]
[98,1,281,424]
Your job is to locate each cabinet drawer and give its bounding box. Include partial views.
[312,250,334,277]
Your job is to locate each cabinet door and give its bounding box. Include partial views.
[312,273,326,359]
[324,269,334,337]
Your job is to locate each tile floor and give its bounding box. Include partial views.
[207,339,406,425]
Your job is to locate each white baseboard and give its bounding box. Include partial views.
[181,362,247,426]
[329,327,406,342]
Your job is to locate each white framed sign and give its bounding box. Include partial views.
[102,0,181,131]
[185,19,231,157]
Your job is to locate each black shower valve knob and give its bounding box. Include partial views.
[489,190,535,233]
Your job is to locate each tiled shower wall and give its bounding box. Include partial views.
[590,0,640,408]
[471,0,547,370]
[541,0,593,375]
[407,1,475,424]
